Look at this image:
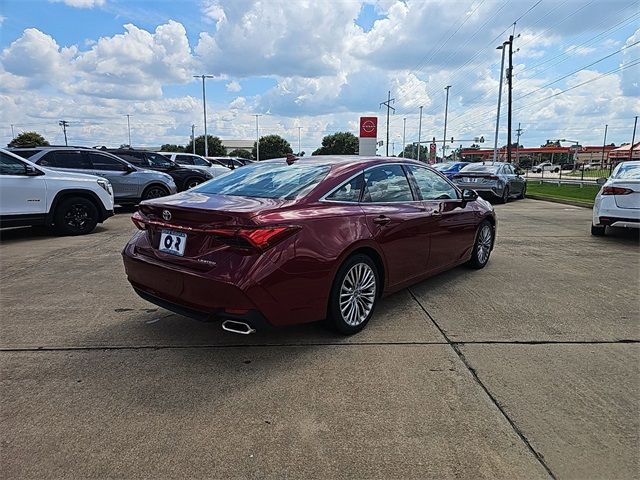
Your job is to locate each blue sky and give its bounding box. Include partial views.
[0,0,638,153]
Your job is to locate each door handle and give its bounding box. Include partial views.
[373,215,391,226]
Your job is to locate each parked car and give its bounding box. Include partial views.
[560,163,576,171]
[0,148,114,235]
[583,162,603,171]
[104,149,212,192]
[531,162,560,173]
[432,161,470,179]
[452,162,526,203]
[208,156,253,169]
[123,156,496,335]
[23,147,177,205]
[159,152,231,178]
[591,160,640,235]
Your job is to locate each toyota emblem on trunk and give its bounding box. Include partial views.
[162,210,171,221]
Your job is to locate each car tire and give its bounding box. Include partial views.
[326,254,380,335]
[54,197,99,236]
[185,177,204,190]
[142,185,169,200]
[500,186,510,203]
[517,183,527,199]
[591,225,606,236]
[467,220,494,269]
[554,168,560,173]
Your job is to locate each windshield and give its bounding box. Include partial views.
[612,163,640,180]
[460,164,500,174]
[193,162,330,199]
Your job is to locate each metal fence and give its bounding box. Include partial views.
[522,163,616,185]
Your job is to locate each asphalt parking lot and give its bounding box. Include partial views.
[1,199,638,479]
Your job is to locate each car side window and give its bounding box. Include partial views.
[175,155,195,165]
[192,157,210,166]
[503,165,514,175]
[146,153,173,168]
[407,165,458,200]
[39,151,92,169]
[88,153,128,171]
[115,153,147,167]
[0,152,27,175]
[362,165,414,203]
[326,173,364,202]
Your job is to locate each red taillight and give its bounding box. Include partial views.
[131,211,147,230]
[208,226,300,250]
[602,186,633,195]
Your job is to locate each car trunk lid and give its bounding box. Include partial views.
[610,180,640,209]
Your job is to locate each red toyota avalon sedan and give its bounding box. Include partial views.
[123,156,496,335]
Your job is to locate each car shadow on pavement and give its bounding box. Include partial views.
[0,224,110,243]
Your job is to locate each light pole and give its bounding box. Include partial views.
[125,114,132,146]
[401,117,406,158]
[560,139,580,165]
[442,85,451,161]
[417,106,423,162]
[493,42,508,164]
[253,114,262,161]
[297,126,302,155]
[194,74,214,156]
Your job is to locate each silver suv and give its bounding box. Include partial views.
[14,147,177,204]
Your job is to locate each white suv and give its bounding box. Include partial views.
[159,152,231,178]
[0,148,114,235]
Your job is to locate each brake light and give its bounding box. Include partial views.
[131,211,147,230]
[602,186,633,195]
[208,226,300,250]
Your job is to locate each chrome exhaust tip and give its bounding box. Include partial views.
[221,320,256,335]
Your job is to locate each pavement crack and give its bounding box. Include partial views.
[408,288,558,480]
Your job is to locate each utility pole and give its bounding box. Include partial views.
[296,126,302,155]
[417,106,423,162]
[379,90,395,156]
[253,114,262,161]
[515,123,523,165]
[442,85,451,161]
[630,116,638,160]
[194,74,214,156]
[493,42,508,164]
[125,114,132,146]
[59,120,69,146]
[507,35,514,163]
[191,124,196,154]
[601,124,608,164]
[10,124,15,139]
[401,117,406,157]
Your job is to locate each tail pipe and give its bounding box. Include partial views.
[221,320,256,335]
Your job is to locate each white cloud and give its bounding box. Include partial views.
[565,45,596,56]
[621,28,640,97]
[50,0,106,8]
[226,80,241,92]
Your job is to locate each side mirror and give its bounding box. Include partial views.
[596,177,607,185]
[462,189,478,202]
[25,165,43,176]
[515,168,524,175]
[125,165,136,174]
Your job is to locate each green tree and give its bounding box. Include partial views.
[312,132,358,155]
[228,148,252,159]
[184,135,225,157]
[8,131,50,148]
[252,135,292,160]
[160,144,184,152]
[400,144,428,160]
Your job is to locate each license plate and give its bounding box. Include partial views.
[159,229,187,256]
[464,177,477,183]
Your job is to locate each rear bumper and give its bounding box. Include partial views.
[593,197,640,228]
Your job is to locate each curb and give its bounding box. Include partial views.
[525,194,593,208]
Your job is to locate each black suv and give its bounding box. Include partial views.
[105,149,212,192]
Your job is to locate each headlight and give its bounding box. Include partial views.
[97,179,112,195]
[204,171,213,180]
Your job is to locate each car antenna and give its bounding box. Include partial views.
[286,153,299,165]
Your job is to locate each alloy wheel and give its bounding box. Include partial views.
[476,224,493,265]
[144,187,167,199]
[64,204,91,230]
[339,263,377,326]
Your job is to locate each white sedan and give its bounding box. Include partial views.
[592,160,640,235]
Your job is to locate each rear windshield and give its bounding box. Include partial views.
[193,162,330,199]
[612,163,640,180]
[460,164,500,173]
[432,163,453,171]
